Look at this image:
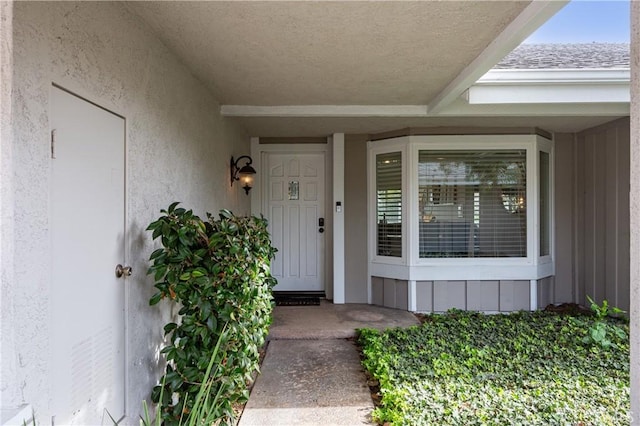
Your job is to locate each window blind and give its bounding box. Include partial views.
[376,152,402,257]
[418,150,527,258]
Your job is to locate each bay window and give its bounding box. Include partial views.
[368,134,553,282]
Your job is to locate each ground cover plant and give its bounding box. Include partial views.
[358,309,629,426]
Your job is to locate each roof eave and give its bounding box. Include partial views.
[467,68,630,105]
[426,0,569,114]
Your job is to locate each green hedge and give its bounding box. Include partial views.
[147,203,277,425]
[358,311,629,426]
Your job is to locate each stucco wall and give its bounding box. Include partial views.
[630,2,639,421]
[2,2,249,423]
[0,1,18,422]
[344,134,368,303]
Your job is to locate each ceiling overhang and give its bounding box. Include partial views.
[128,1,627,135]
[220,1,569,119]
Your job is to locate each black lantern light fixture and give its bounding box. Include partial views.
[230,155,256,195]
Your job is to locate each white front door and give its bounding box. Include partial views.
[50,87,126,425]
[264,152,325,292]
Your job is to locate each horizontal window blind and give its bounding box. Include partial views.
[376,152,402,257]
[418,150,527,258]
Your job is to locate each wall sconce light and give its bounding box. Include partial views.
[230,155,256,195]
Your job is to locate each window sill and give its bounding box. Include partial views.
[370,260,553,281]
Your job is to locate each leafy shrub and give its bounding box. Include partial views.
[137,324,228,426]
[146,203,277,425]
[583,296,627,349]
[358,311,629,425]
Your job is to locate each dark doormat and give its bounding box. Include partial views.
[274,296,321,306]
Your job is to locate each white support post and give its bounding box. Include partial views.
[408,280,417,312]
[333,133,345,304]
[529,279,538,311]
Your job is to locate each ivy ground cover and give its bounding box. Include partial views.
[358,311,629,426]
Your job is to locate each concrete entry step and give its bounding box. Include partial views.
[238,339,375,426]
[268,301,420,340]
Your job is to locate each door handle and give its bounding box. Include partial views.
[115,264,132,278]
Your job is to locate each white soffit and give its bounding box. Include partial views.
[467,69,631,104]
[127,1,531,106]
[127,1,626,136]
[216,0,569,118]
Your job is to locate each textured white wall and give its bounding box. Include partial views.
[0,0,19,421]
[630,1,639,423]
[3,2,250,423]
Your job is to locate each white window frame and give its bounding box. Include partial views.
[536,137,554,271]
[367,134,554,282]
[368,138,409,268]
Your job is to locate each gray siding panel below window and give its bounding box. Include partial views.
[416,281,433,312]
[395,281,408,310]
[467,281,500,311]
[537,277,554,309]
[434,281,466,311]
[371,277,384,306]
[374,278,536,313]
[383,278,397,308]
[499,280,530,311]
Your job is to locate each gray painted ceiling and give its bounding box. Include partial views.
[127,2,625,136]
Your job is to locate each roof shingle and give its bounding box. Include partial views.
[494,43,630,69]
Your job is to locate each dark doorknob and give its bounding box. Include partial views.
[319,228,324,233]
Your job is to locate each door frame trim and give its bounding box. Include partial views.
[251,139,334,299]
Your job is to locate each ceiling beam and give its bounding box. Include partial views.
[426,0,569,115]
[221,101,629,119]
[221,105,428,117]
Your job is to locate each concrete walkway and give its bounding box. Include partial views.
[239,302,420,426]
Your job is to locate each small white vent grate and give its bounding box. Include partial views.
[69,327,114,423]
